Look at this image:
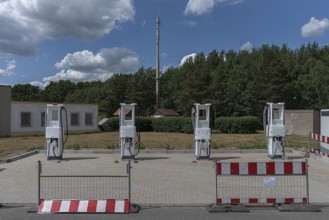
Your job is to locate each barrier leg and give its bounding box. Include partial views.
[127,160,140,213]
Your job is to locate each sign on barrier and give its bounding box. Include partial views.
[37,160,138,214]
[215,160,309,205]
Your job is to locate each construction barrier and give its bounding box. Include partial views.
[214,160,309,206]
[37,160,138,214]
[309,132,329,157]
[38,199,130,213]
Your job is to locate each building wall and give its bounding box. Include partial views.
[11,102,98,136]
[0,85,11,137]
[285,109,320,136]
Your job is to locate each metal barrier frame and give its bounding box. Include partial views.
[215,160,309,206]
[37,160,131,206]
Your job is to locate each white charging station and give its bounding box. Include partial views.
[263,102,285,159]
[320,109,329,154]
[119,103,139,159]
[192,103,211,160]
[45,104,68,160]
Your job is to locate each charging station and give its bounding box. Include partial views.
[192,103,211,160]
[263,102,285,159]
[119,103,140,160]
[45,104,68,160]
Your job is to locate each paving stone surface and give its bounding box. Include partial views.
[0,151,328,205]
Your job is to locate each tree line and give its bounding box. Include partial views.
[11,42,329,118]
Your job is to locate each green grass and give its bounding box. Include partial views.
[0,132,310,159]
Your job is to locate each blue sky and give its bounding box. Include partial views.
[0,0,329,87]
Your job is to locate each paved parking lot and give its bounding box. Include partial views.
[0,150,328,206]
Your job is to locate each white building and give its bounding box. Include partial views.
[10,102,98,137]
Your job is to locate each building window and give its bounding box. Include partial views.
[71,113,79,126]
[21,112,31,127]
[41,112,45,127]
[85,113,93,126]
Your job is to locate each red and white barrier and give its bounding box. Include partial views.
[38,199,130,214]
[309,132,329,157]
[217,161,306,176]
[215,161,309,205]
[310,132,329,143]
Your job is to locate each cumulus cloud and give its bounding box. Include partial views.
[29,81,49,89]
[179,53,197,66]
[0,0,135,57]
[184,0,243,15]
[240,41,253,53]
[42,47,139,83]
[301,17,329,37]
[0,60,16,76]
[184,0,215,15]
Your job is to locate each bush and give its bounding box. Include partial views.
[179,117,193,134]
[215,116,258,134]
[107,117,153,132]
[151,117,181,132]
[151,117,193,133]
[107,116,193,133]
[107,117,119,131]
[136,117,153,132]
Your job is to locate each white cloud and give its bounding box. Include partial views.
[0,60,16,76]
[29,81,49,89]
[42,47,139,83]
[180,20,198,27]
[184,0,243,15]
[0,0,135,57]
[184,0,215,15]
[161,52,168,58]
[162,64,173,73]
[179,53,197,66]
[240,41,253,53]
[301,17,329,37]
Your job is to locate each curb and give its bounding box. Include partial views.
[36,149,270,154]
[5,150,38,163]
[1,148,297,163]
[275,204,321,212]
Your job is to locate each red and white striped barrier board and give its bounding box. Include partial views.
[215,161,309,205]
[217,161,306,176]
[217,197,307,204]
[310,132,329,143]
[38,199,130,214]
[309,132,329,157]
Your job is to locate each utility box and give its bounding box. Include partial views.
[320,110,329,154]
[0,85,11,137]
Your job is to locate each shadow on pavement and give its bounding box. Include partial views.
[61,157,99,161]
[136,157,170,161]
[210,157,240,161]
[286,156,308,160]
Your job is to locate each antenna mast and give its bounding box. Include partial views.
[156,14,160,109]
